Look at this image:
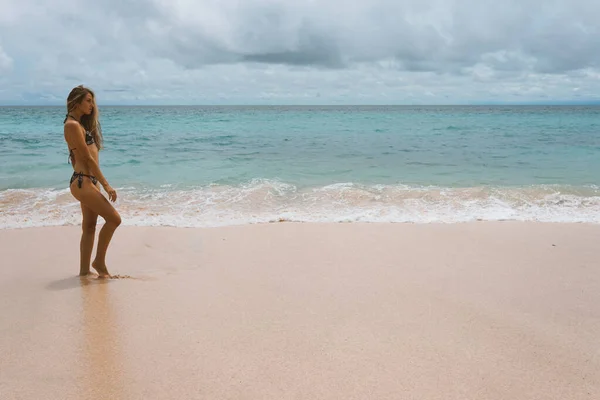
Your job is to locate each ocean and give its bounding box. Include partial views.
[1,105,599,228]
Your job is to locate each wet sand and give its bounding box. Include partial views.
[1,222,599,399]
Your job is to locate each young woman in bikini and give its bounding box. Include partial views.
[63,85,121,278]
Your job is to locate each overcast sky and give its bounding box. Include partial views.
[1,0,599,105]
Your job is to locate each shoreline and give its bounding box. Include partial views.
[1,218,600,233]
[2,218,600,229]
[2,222,599,399]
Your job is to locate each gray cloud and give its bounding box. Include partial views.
[141,0,600,73]
[242,32,342,67]
[0,0,599,104]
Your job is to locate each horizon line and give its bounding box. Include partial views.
[1,101,600,107]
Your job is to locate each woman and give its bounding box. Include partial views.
[63,85,121,278]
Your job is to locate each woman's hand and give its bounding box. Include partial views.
[104,185,118,202]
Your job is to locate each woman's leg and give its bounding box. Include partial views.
[80,204,99,276]
[71,181,122,278]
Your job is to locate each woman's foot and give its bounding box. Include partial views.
[92,260,112,279]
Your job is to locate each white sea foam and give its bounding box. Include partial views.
[2,180,600,229]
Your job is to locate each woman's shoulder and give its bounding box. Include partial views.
[64,120,83,136]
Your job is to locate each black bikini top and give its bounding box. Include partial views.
[84,129,95,145]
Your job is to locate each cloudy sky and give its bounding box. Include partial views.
[0,0,599,105]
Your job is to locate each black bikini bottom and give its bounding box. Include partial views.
[70,171,98,188]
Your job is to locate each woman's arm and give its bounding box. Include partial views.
[64,122,117,201]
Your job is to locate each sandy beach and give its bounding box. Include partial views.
[1,222,599,399]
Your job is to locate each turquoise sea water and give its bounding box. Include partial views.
[1,105,600,227]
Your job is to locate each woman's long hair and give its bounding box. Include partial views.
[64,85,103,150]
